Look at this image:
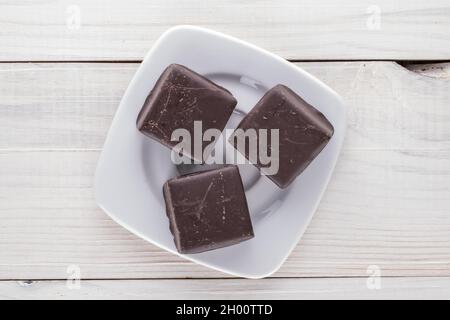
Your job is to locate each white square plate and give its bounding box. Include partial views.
[94,25,346,278]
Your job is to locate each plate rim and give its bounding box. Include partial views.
[94,25,347,278]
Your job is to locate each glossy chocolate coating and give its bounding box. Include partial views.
[163,166,254,254]
[137,64,237,162]
[230,84,334,189]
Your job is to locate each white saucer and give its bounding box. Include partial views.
[94,25,346,278]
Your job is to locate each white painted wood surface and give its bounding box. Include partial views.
[2,277,449,300]
[1,0,450,299]
[0,62,449,284]
[1,0,450,61]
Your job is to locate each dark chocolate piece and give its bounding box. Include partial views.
[137,64,237,162]
[230,84,334,189]
[163,165,254,254]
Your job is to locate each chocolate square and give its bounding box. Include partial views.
[137,64,237,162]
[163,165,254,254]
[230,84,334,188]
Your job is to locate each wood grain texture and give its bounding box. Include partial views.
[2,62,450,150]
[0,62,449,279]
[1,277,449,299]
[405,62,450,78]
[1,0,450,61]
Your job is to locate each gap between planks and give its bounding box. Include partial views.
[0,60,449,64]
[0,274,448,282]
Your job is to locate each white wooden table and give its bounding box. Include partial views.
[1,0,450,299]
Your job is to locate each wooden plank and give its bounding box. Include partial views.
[1,61,450,151]
[0,1,450,61]
[0,62,449,279]
[1,148,449,279]
[1,277,449,299]
[0,63,132,149]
